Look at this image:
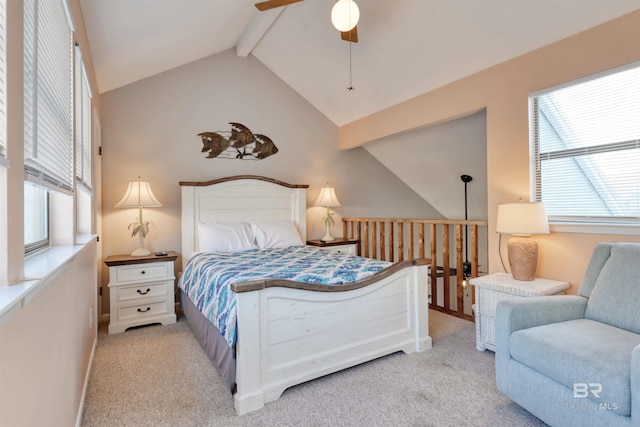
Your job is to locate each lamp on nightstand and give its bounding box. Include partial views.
[496,201,549,281]
[314,184,341,242]
[115,177,163,256]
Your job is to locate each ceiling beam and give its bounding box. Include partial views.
[236,9,283,57]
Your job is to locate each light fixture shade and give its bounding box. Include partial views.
[496,202,549,236]
[314,186,341,208]
[114,178,162,208]
[331,0,360,32]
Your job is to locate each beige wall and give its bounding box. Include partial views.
[339,10,640,292]
[0,241,98,427]
[1,0,101,424]
[99,49,440,315]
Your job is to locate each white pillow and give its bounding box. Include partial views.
[197,222,257,253]
[251,221,304,249]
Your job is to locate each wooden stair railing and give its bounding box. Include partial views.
[343,218,488,321]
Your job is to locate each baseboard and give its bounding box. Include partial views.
[75,336,97,427]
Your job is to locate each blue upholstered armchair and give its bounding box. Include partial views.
[495,242,640,427]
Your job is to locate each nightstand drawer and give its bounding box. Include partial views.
[119,301,168,321]
[117,282,167,302]
[116,264,169,282]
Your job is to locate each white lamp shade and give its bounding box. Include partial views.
[496,202,549,236]
[331,0,360,32]
[314,186,341,208]
[115,179,162,208]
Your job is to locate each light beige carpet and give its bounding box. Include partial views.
[82,310,546,426]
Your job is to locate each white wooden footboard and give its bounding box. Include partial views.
[232,261,431,415]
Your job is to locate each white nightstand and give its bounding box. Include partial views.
[306,238,359,256]
[470,272,569,352]
[105,252,178,334]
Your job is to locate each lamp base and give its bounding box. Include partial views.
[321,217,335,242]
[507,235,538,281]
[131,247,151,257]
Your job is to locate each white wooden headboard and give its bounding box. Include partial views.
[179,176,309,267]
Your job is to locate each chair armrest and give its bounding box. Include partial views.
[495,295,588,361]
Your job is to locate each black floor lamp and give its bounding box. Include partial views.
[461,175,473,286]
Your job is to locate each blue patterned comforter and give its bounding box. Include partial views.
[179,246,391,349]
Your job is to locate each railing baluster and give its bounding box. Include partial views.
[371,221,378,260]
[340,217,486,321]
[456,224,464,314]
[380,222,386,261]
[389,222,396,262]
[398,222,404,262]
[407,222,414,260]
[471,224,479,307]
[442,225,450,312]
[363,221,369,258]
[430,223,437,309]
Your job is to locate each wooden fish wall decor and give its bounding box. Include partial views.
[198,122,279,160]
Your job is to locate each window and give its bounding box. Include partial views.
[23,0,74,253]
[75,47,93,236]
[24,0,74,192]
[75,46,92,191]
[530,63,640,224]
[24,183,49,253]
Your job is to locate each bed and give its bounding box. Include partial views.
[179,175,432,415]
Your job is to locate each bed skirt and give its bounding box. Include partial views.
[180,289,236,392]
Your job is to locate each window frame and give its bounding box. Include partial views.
[529,61,640,233]
[24,183,49,255]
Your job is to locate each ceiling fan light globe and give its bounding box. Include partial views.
[331,0,359,32]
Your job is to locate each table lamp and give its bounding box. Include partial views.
[115,177,162,256]
[496,201,549,281]
[314,184,341,242]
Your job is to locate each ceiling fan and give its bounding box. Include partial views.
[255,0,359,43]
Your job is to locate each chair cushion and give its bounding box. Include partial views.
[585,242,640,334]
[510,319,640,416]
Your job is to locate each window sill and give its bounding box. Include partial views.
[0,236,97,327]
[550,222,640,236]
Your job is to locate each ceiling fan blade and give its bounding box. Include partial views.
[255,0,304,11]
[341,25,358,43]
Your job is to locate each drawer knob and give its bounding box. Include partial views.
[140,270,146,275]
[137,307,151,313]
[137,288,151,295]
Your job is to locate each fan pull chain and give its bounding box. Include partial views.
[347,40,354,91]
[347,0,354,91]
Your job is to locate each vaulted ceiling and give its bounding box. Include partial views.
[80,0,640,127]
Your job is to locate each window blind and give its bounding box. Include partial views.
[24,0,74,193]
[0,0,7,167]
[75,46,92,191]
[530,64,640,222]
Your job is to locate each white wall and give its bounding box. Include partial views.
[364,110,487,221]
[100,49,441,315]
